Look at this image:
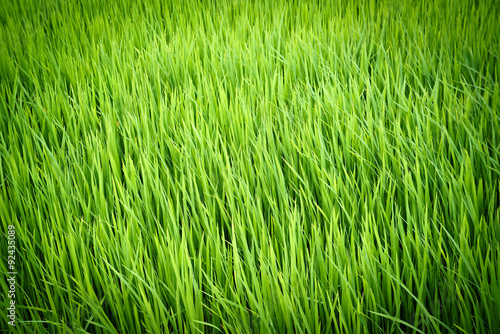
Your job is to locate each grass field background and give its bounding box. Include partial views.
[1,0,499,333]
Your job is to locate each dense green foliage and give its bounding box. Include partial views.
[1,0,499,332]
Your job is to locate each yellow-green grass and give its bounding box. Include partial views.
[0,0,499,333]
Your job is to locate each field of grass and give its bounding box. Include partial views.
[1,0,499,333]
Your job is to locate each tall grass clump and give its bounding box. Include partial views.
[1,0,499,333]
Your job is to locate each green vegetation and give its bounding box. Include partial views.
[1,0,499,332]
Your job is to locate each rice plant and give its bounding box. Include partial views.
[1,0,499,333]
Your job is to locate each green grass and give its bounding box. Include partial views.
[1,0,499,332]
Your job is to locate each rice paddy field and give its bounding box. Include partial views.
[1,0,500,333]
